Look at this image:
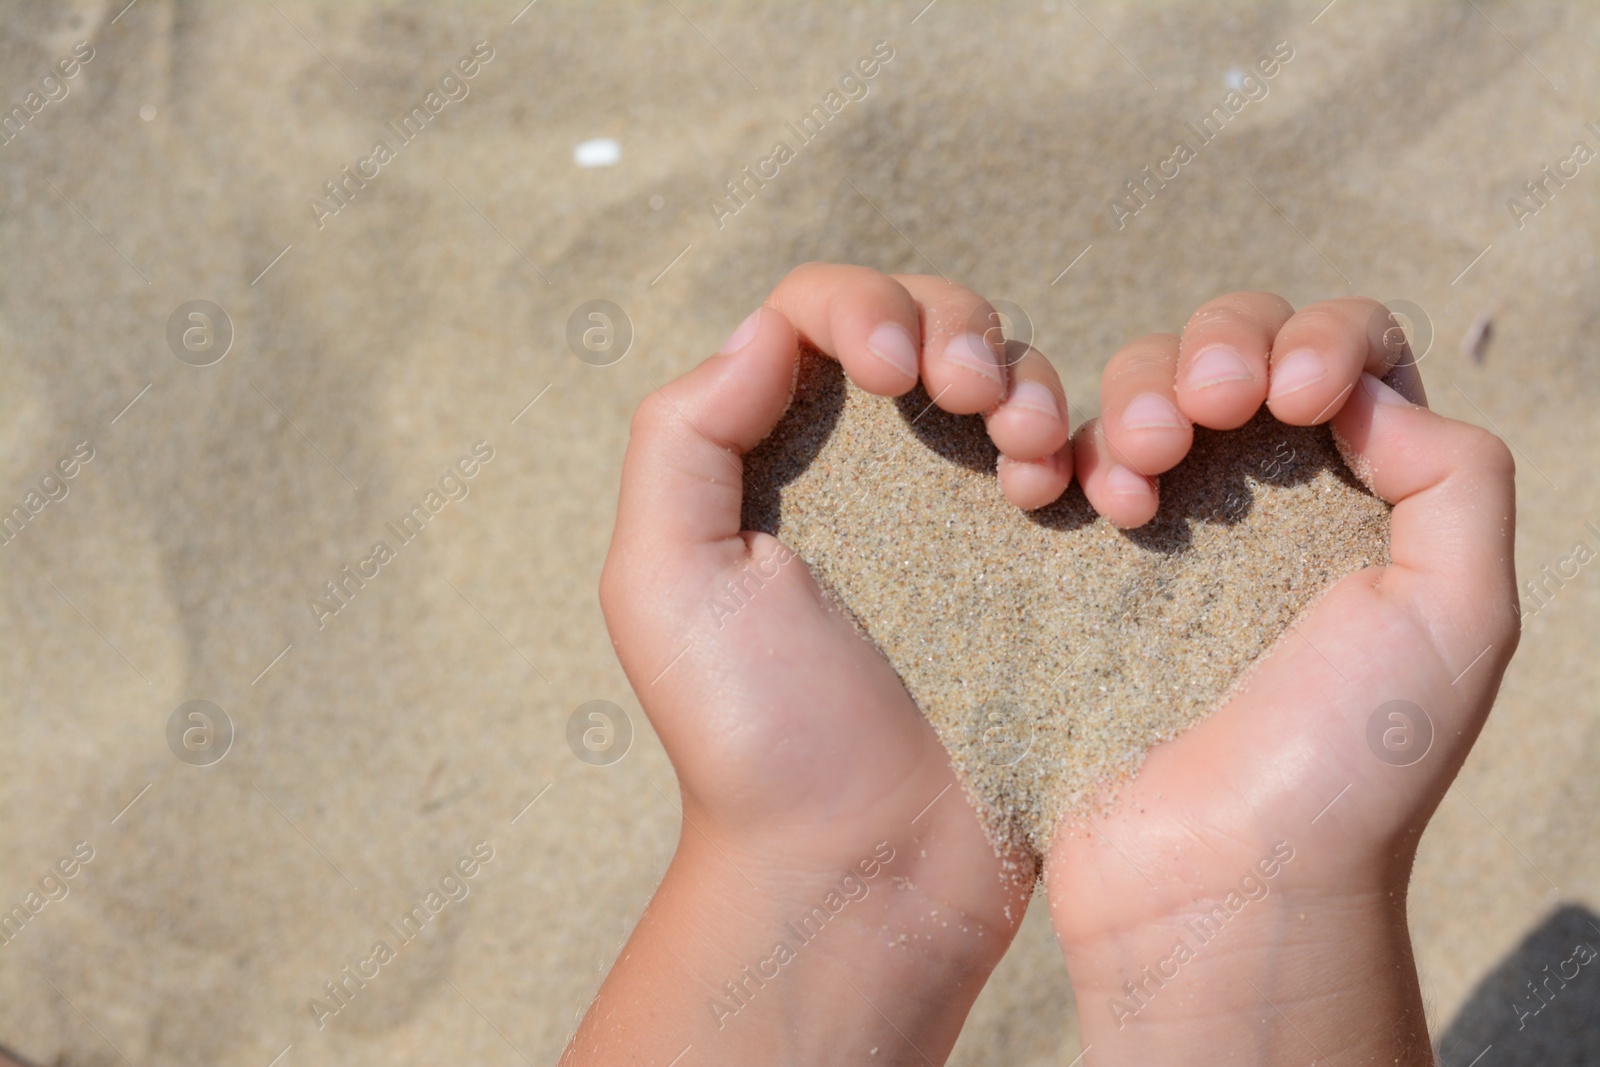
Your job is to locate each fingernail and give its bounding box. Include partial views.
[720,309,762,355]
[1121,392,1182,430]
[1269,349,1326,400]
[1187,345,1254,389]
[1361,372,1410,407]
[1105,464,1150,496]
[865,322,919,379]
[1008,380,1059,419]
[942,333,1002,384]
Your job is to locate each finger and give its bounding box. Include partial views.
[1072,417,1158,528]
[890,274,1009,415]
[1175,291,1293,429]
[1384,349,1429,408]
[1266,297,1420,425]
[611,308,798,567]
[1099,332,1193,477]
[985,344,1072,462]
[1374,305,1429,407]
[998,439,1073,510]
[764,262,924,396]
[1331,374,1519,662]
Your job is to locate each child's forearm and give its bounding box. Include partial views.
[1061,889,1432,1065]
[561,832,1001,1066]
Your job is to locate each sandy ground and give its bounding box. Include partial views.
[0,2,1596,1064]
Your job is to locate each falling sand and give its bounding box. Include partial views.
[743,351,1391,859]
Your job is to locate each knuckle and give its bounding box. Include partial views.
[1280,304,1361,349]
[1225,290,1295,320]
[1285,303,1349,332]
[886,270,948,295]
[1468,427,1516,479]
[918,279,988,313]
[1108,348,1176,387]
[946,293,995,326]
[785,260,832,283]
[1182,303,1264,341]
[628,388,677,440]
[775,260,843,299]
[1112,332,1178,361]
[1343,295,1387,314]
[1237,289,1292,307]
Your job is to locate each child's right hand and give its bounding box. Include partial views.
[762,263,1079,509]
[578,265,1048,1065]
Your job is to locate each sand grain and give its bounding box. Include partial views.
[745,352,1391,856]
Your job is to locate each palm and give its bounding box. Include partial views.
[613,529,1032,936]
[1047,563,1510,944]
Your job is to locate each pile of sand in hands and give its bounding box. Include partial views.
[743,350,1390,860]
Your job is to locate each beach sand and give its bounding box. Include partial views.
[745,351,1389,857]
[1,2,1596,1065]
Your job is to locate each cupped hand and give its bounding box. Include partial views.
[1047,294,1518,1064]
[596,283,1036,1062]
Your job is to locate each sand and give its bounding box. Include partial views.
[745,352,1389,857]
[1,3,1597,1066]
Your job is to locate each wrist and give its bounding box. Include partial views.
[679,780,1028,982]
[676,820,1009,1021]
[565,819,1012,1066]
[1059,885,1431,1065]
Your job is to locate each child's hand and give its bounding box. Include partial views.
[570,267,1038,1065]
[764,263,1077,510]
[1047,293,1518,1065]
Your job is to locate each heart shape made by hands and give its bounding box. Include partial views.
[743,351,1390,858]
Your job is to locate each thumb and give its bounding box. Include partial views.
[1332,372,1519,677]
[609,308,799,583]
